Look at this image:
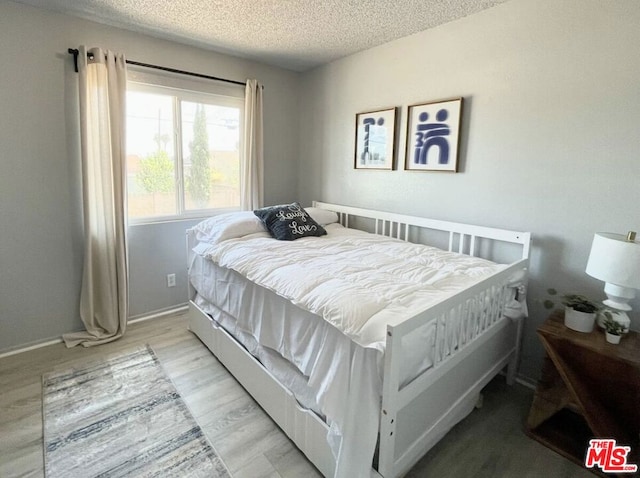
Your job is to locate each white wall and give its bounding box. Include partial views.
[0,1,300,351]
[298,0,640,379]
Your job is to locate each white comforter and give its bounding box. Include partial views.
[195,223,505,350]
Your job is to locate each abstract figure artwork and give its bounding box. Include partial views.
[354,107,397,170]
[405,98,462,172]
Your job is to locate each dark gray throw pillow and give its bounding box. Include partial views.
[254,202,327,241]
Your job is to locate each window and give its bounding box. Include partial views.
[126,77,243,222]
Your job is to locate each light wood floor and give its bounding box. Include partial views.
[0,312,589,478]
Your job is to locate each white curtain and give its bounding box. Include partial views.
[64,46,129,347]
[240,79,264,210]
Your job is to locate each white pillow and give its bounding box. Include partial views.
[305,207,339,226]
[192,211,266,244]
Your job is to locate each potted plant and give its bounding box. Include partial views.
[603,314,625,344]
[543,289,600,333]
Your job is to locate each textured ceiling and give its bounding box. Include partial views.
[16,0,508,71]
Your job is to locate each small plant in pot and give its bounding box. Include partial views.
[543,289,600,333]
[561,294,599,313]
[603,314,625,344]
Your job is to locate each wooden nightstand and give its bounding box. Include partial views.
[526,309,640,476]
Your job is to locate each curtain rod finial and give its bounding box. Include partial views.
[68,48,79,73]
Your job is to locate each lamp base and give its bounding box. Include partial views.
[603,282,635,311]
[597,309,631,333]
[596,283,634,333]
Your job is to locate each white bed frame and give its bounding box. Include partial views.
[187,202,531,478]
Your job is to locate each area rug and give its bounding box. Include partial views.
[43,344,230,477]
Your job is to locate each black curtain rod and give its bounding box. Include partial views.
[67,48,247,87]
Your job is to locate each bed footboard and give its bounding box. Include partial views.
[378,260,527,477]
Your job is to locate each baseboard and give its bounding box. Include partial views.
[515,375,537,390]
[128,304,188,324]
[497,369,537,391]
[0,337,64,359]
[0,304,189,360]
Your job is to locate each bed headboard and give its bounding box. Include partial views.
[312,201,531,261]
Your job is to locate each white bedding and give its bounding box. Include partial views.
[190,222,513,477]
[194,223,506,350]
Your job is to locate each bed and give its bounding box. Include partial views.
[187,201,531,478]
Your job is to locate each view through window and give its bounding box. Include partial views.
[126,83,242,221]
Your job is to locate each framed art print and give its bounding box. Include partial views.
[354,107,397,170]
[405,98,463,172]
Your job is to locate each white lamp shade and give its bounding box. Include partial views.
[585,232,640,289]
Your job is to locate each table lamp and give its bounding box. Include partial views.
[585,231,640,331]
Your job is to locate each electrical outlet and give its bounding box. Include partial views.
[167,273,176,288]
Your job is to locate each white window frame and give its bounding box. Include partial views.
[126,69,244,225]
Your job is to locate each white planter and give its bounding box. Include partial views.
[564,307,596,333]
[606,332,621,344]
